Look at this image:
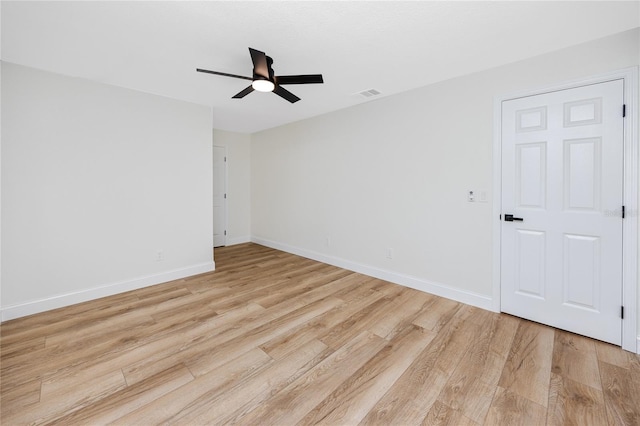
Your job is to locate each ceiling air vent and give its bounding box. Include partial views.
[357,88,381,99]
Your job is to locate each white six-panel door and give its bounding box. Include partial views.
[501,80,624,345]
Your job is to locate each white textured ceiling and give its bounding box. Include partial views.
[2,1,639,133]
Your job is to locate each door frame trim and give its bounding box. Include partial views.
[213,144,228,248]
[492,67,639,353]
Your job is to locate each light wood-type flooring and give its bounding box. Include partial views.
[2,243,639,425]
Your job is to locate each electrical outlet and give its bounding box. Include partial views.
[386,247,394,259]
[468,190,475,202]
[156,250,164,262]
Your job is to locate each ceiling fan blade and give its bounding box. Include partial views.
[249,48,270,79]
[196,68,253,81]
[232,85,255,99]
[275,74,324,85]
[273,85,300,103]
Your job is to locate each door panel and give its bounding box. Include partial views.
[501,79,623,345]
[516,142,546,208]
[514,229,546,298]
[564,138,600,210]
[563,234,600,310]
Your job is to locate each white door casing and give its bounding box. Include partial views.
[493,67,638,353]
[213,145,227,248]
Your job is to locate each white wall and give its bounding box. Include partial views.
[212,129,251,245]
[251,29,639,314]
[1,62,214,320]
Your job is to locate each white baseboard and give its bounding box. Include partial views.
[251,236,494,312]
[0,261,216,322]
[224,236,251,246]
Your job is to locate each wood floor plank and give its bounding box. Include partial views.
[498,320,555,407]
[149,291,221,324]
[299,324,436,425]
[469,313,520,387]
[600,360,640,425]
[484,386,547,426]
[368,287,434,340]
[318,285,429,351]
[422,400,480,426]
[631,354,640,393]
[51,363,194,425]
[231,330,387,425]
[3,368,127,425]
[546,372,607,426]
[0,335,46,360]
[207,276,292,313]
[113,347,274,425]
[173,339,332,425]
[439,374,496,424]
[360,305,483,425]
[135,285,221,315]
[595,339,632,369]
[3,292,218,387]
[259,284,385,360]
[184,296,343,378]
[2,329,141,390]
[430,309,502,424]
[251,267,352,309]
[448,314,516,422]
[0,378,42,410]
[20,302,249,391]
[121,302,268,384]
[551,329,601,390]
[0,290,142,344]
[412,295,461,332]
[318,296,392,350]
[309,272,378,302]
[44,309,157,348]
[2,243,637,425]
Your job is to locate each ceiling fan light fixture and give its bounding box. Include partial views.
[252,79,275,92]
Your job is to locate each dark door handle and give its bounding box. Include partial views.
[504,214,523,222]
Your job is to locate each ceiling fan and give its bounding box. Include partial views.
[197,47,323,103]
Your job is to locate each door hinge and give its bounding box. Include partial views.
[224,193,227,199]
[622,104,626,118]
[224,156,227,162]
[621,306,624,319]
[622,205,625,219]
[224,230,227,236]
